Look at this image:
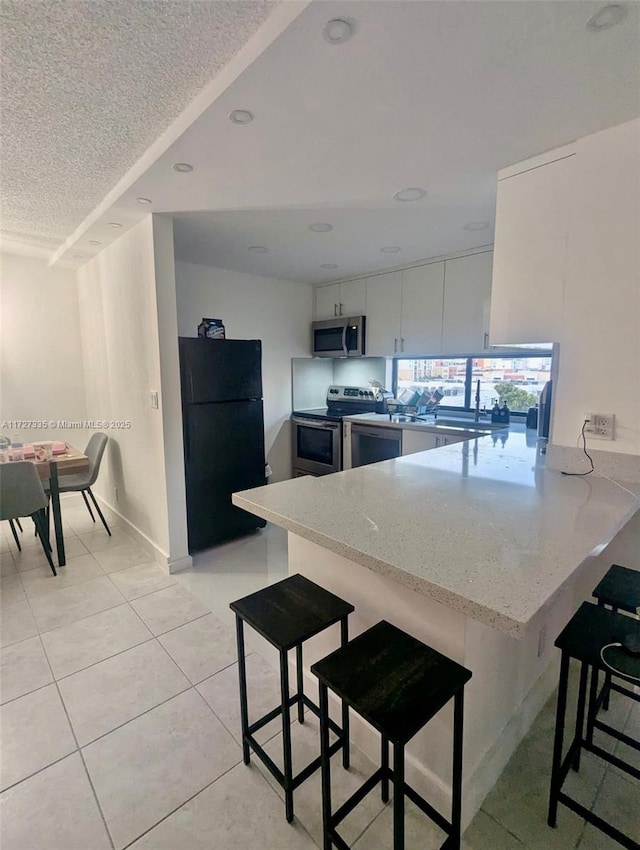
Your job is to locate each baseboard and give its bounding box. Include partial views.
[90,494,193,573]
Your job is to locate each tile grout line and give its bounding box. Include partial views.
[37,617,116,850]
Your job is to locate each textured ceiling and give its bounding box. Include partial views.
[0,0,275,245]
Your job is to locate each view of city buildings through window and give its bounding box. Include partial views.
[395,355,553,414]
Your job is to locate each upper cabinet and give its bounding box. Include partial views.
[441,252,492,354]
[366,265,444,356]
[400,263,444,355]
[490,149,575,345]
[314,279,367,320]
[365,271,403,355]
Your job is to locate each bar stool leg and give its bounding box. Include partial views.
[280,648,294,823]
[450,689,464,850]
[319,683,333,850]
[393,741,405,850]
[381,734,390,803]
[586,665,599,746]
[572,662,589,772]
[296,643,305,724]
[340,616,350,770]
[235,616,251,765]
[548,651,570,828]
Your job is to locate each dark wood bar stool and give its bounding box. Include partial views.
[592,564,640,710]
[230,574,354,823]
[548,602,640,850]
[311,620,472,850]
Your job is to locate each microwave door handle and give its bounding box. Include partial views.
[342,321,348,355]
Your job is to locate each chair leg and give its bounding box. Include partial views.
[87,489,111,536]
[15,518,23,532]
[81,489,95,522]
[32,511,56,576]
[9,520,21,551]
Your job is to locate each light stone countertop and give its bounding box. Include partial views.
[342,411,501,435]
[233,433,639,638]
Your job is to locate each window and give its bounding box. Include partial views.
[393,353,553,415]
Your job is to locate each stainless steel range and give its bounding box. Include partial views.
[292,385,392,477]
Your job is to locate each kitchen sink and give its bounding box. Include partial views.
[432,418,508,430]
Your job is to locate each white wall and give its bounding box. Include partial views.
[551,119,640,458]
[175,260,313,481]
[77,216,187,567]
[0,253,87,445]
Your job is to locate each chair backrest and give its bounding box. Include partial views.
[84,432,109,486]
[0,461,48,520]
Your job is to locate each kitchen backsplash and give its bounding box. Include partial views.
[291,357,387,410]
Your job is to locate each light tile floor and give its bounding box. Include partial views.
[0,497,637,850]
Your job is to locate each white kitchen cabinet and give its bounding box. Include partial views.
[314,279,367,320]
[401,430,440,455]
[400,263,445,355]
[442,252,493,353]
[365,271,402,355]
[366,264,445,356]
[315,284,340,320]
[490,151,574,344]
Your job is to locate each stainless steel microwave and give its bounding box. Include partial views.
[311,316,366,358]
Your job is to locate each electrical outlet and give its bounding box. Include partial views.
[585,412,615,440]
[150,391,159,409]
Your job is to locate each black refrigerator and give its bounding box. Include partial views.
[178,337,267,553]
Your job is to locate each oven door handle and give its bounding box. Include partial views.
[292,417,339,429]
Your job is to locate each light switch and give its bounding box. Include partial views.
[150,391,159,409]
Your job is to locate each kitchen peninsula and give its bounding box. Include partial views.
[233,434,639,825]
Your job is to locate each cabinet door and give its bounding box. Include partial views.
[401,430,439,455]
[315,284,340,320]
[400,263,445,355]
[442,252,493,354]
[339,278,367,317]
[365,272,402,356]
[490,155,574,344]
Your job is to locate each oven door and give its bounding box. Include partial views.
[292,416,342,476]
[312,317,365,357]
[351,424,402,468]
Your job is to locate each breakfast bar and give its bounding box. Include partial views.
[233,433,639,825]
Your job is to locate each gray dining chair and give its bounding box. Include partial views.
[1,435,24,547]
[47,432,112,536]
[0,461,56,575]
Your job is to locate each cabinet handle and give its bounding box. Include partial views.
[394,338,398,353]
[334,303,338,317]
[401,338,405,352]
[484,332,489,349]
[339,303,344,316]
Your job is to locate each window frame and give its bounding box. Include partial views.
[391,350,553,418]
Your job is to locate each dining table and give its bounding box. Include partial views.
[33,444,90,567]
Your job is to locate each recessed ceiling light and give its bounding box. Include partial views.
[586,4,627,30]
[88,240,102,246]
[320,263,339,269]
[247,246,268,254]
[173,162,194,173]
[108,222,123,229]
[136,197,152,205]
[380,246,401,253]
[308,222,333,232]
[229,109,254,125]
[393,187,427,202]
[322,18,354,44]
[463,221,491,231]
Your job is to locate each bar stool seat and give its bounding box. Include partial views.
[548,602,640,850]
[592,564,640,712]
[230,574,354,823]
[593,564,640,614]
[312,620,472,850]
